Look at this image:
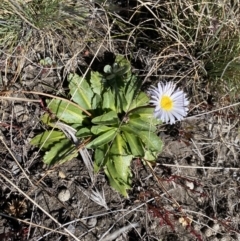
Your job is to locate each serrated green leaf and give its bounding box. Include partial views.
[115,90,128,113]
[46,99,85,124]
[109,134,132,185]
[128,116,156,132]
[91,125,114,135]
[129,107,162,125]
[120,124,139,135]
[129,106,154,117]
[76,127,92,138]
[71,123,84,129]
[86,128,117,148]
[112,154,132,184]
[90,71,104,95]
[115,55,131,75]
[91,111,119,125]
[94,145,108,172]
[128,92,149,111]
[68,73,94,110]
[44,139,77,165]
[105,158,131,197]
[92,94,101,110]
[113,65,130,76]
[123,131,144,156]
[102,90,116,111]
[139,116,161,127]
[41,113,56,127]
[138,131,163,153]
[143,150,158,161]
[110,133,127,155]
[124,75,142,111]
[30,130,66,150]
[121,126,163,155]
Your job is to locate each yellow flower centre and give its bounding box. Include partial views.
[160,95,173,111]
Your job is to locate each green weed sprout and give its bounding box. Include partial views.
[31,55,163,196]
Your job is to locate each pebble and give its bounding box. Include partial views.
[58,171,66,179]
[87,217,97,228]
[220,236,232,241]
[212,223,220,232]
[12,164,20,175]
[18,113,29,122]
[14,105,25,117]
[204,228,213,237]
[58,188,71,202]
[185,181,194,190]
[67,224,75,234]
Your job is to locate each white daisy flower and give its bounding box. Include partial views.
[149,82,189,124]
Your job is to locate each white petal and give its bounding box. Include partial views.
[162,111,169,122]
[150,81,189,124]
[157,83,164,94]
[171,91,184,100]
[172,108,187,116]
[168,114,176,124]
[172,111,183,119]
[150,96,159,101]
[150,88,159,96]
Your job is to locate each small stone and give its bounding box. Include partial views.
[204,228,213,237]
[221,236,232,241]
[58,188,71,202]
[18,113,29,122]
[12,164,20,175]
[67,224,75,234]
[58,171,66,179]
[185,181,194,190]
[14,105,25,117]
[87,217,97,228]
[150,220,157,229]
[212,223,220,232]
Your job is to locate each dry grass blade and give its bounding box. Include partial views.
[162,164,240,171]
[187,102,240,120]
[55,121,95,182]
[0,96,41,102]
[100,223,139,241]
[77,186,109,210]
[0,172,81,241]
[8,0,39,30]
[0,212,67,235]
[0,134,34,186]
